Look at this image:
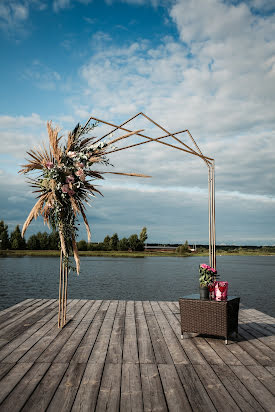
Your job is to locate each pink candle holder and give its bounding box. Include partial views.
[215,281,228,300]
[208,283,215,299]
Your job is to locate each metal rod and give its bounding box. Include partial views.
[208,168,212,267]
[64,263,68,325]
[61,261,65,328]
[212,162,216,269]
[58,250,62,328]
[86,116,214,161]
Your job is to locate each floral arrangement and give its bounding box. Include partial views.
[19,121,147,273]
[199,263,218,287]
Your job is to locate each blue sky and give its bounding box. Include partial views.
[0,0,274,245]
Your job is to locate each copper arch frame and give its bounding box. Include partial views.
[83,112,216,269]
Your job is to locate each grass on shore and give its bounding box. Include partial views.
[0,249,274,258]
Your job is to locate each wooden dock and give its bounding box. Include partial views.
[0,299,274,411]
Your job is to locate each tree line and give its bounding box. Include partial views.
[0,220,148,252]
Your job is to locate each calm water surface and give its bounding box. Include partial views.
[0,255,274,316]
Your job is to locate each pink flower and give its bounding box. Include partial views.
[68,189,75,196]
[61,184,70,193]
[200,264,209,269]
[66,175,75,183]
[75,162,84,168]
[210,267,217,273]
[75,169,84,177]
[45,161,54,169]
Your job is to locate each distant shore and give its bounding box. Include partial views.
[0,249,274,257]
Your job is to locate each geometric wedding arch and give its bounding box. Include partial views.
[83,112,217,269]
[20,111,216,328]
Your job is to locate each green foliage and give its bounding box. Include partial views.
[35,232,50,250]
[0,220,11,249]
[199,264,218,287]
[27,234,40,250]
[48,231,60,250]
[110,233,119,251]
[77,240,88,251]
[103,235,111,251]
[176,240,190,255]
[10,225,26,250]
[139,227,148,244]
[118,237,130,251]
[128,234,144,251]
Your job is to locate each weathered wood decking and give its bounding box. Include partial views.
[0,299,274,411]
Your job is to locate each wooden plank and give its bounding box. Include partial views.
[88,300,118,364]
[158,364,192,411]
[71,301,109,364]
[240,322,275,351]
[0,299,37,326]
[140,364,167,412]
[0,300,57,344]
[0,300,60,363]
[135,301,155,364]
[142,301,173,365]
[222,340,258,366]
[0,299,50,332]
[0,363,15,381]
[193,337,225,365]
[151,301,189,365]
[53,300,99,363]
[95,363,121,411]
[266,366,275,377]
[205,338,242,365]
[0,363,33,404]
[71,362,104,412]
[237,327,275,366]
[230,365,275,412]
[5,300,81,363]
[158,301,206,365]
[175,364,215,412]
[33,300,91,363]
[0,299,34,316]
[123,301,139,364]
[21,363,68,412]
[47,362,86,412]
[213,364,265,412]
[194,363,241,411]
[0,362,50,412]
[120,363,143,412]
[106,300,125,364]
[247,365,275,396]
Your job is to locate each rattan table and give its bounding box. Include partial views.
[179,294,240,344]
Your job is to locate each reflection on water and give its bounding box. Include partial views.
[0,255,274,316]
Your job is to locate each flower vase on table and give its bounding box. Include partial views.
[199,264,218,300]
[215,281,228,300]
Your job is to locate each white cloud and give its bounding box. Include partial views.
[23,61,61,90]
[0,0,46,34]
[0,1,28,33]
[75,0,274,203]
[53,0,93,12]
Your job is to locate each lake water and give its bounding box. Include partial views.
[0,255,274,316]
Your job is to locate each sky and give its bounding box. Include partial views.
[0,0,274,245]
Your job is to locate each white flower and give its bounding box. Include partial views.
[67,151,77,158]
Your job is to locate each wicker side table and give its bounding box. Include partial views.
[179,294,240,344]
